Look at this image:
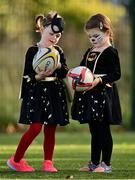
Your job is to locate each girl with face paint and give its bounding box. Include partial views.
[71,13,122,172]
[7,11,69,172]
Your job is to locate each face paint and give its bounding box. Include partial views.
[87,28,108,48]
[90,33,104,45]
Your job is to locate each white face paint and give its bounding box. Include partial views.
[87,28,109,48]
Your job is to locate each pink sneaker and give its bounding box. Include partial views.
[42,160,58,172]
[7,156,35,172]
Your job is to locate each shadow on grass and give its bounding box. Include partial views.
[1,170,135,179]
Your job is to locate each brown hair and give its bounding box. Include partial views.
[35,11,61,32]
[85,13,113,44]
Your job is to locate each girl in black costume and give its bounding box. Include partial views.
[7,11,69,172]
[71,13,122,172]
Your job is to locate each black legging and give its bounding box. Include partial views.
[89,121,113,166]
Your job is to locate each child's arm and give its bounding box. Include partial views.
[54,45,69,78]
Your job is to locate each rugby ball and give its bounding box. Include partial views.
[32,47,60,73]
[67,66,94,92]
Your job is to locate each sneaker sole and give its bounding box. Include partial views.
[7,160,35,172]
[7,160,17,171]
[93,167,112,173]
[43,169,58,172]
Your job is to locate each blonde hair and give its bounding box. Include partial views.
[35,11,62,32]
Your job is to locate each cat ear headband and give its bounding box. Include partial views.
[46,13,64,33]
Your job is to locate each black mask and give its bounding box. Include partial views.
[46,14,64,33]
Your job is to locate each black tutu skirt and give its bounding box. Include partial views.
[71,84,122,125]
[71,87,106,124]
[19,80,69,126]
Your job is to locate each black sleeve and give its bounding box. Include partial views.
[22,47,37,82]
[101,48,121,84]
[80,48,90,66]
[20,46,38,99]
[54,45,69,78]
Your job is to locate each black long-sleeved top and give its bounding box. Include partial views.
[20,45,68,99]
[71,46,122,125]
[80,46,121,84]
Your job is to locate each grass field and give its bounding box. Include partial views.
[1,130,135,179]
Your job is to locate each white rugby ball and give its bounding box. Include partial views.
[67,66,94,91]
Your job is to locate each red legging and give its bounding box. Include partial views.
[14,123,57,162]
